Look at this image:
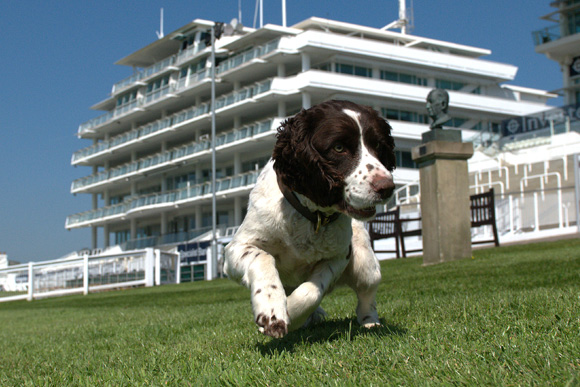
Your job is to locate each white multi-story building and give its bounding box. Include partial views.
[533,0,580,105]
[66,17,555,251]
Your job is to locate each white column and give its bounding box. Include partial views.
[302,92,311,110]
[234,197,242,226]
[161,212,168,236]
[301,53,311,72]
[144,248,155,287]
[277,63,286,78]
[103,225,110,248]
[27,262,34,301]
[130,218,137,240]
[195,205,202,229]
[278,100,287,117]
[154,249,161,286]
[83,254,89,295]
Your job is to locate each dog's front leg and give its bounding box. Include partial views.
[286,258,349,331]
[245,251,289,338]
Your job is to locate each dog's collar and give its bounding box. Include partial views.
[276,175,341,233]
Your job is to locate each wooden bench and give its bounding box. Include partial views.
[367,188,499,257]
[470,188,500,247]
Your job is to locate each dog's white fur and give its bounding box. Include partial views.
[224,108,392,338]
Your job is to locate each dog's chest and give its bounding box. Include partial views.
[264,219,352,286]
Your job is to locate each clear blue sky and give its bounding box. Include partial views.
[0,1,559,262]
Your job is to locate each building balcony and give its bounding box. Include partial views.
[112,56,178,95]
[532,25,562,46]
[216,38,280,75]
[65,170,260,229]
[72,79,273,165]
[71,118,275,193]
[78,38,283,138]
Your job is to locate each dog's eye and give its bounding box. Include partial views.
[333,143,345,153]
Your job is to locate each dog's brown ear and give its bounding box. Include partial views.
[273,111,342,207]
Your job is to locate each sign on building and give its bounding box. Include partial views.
[501,103,580,137]
[178,241,211,265]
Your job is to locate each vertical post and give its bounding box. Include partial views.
[509,194,514,233]
[154,249,161,286]
[534,192,540,233]
[27,262,34,301]
[175,253,181,284]
[260,0,263,28]
[206,248,213,281]
[83,254,89,295]
[144,248,155,287]
[210,24,219,281]
[575,154,580,233]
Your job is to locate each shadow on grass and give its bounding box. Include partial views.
[256,318,406,356]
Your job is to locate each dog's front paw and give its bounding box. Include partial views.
[256,312,288,338]
[252,284,290,338]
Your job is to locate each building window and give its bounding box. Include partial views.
[567,8,580,36]
[446,117,467,128]
[381,108,427,124]
[380,70,427,86]
[116,90,137,108]
[115,230,130,244]
[395,150,417,169]
[146,75,170,94]
[202,211,229,227]
[179,60,205,79]
[336,63,373,78]
[435,79,464,91]
[137,225,160,239]
[167,173,197,190]
[242,156,270,172]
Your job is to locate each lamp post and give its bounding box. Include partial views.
[208,20,241,279]
[210,24,218,278]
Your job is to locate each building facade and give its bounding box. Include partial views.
[67,17,555,251]
[533,0,580,105]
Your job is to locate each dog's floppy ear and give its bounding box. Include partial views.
[273,109,342,207]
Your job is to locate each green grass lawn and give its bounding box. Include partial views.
[0,239,578,385]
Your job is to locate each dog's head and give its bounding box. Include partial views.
[273,100,396,221]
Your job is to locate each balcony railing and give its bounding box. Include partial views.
[73,79,273,164]
[215,79,272,110]
[71,119,273,191]
[112,56,177,95]
[216,38,280,75]
[77,38,281,137]
[65,170,260,228]
[532,25,562,46]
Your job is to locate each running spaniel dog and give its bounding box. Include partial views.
[224,100,396,338]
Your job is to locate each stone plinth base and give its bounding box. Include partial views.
[412,139,474,266]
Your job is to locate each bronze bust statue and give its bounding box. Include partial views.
[426,88,451,129]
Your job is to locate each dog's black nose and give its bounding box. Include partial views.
[371,174,395,199]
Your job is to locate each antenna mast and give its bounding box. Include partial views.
[156,8,164,39]
[381,0,413,34]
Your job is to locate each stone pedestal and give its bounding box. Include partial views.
[411,130,474,265]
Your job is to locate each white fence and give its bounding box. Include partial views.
[374,184,579,259]
[493,187,578,237]
[0,248,179,303]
